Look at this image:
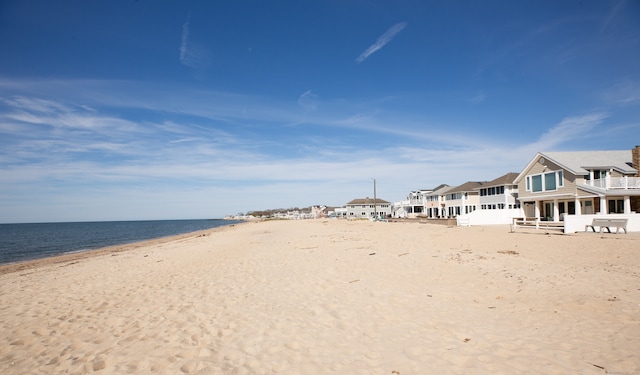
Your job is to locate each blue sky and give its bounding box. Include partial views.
[1,1,639,223]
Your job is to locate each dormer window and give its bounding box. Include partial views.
[594,170,607,179]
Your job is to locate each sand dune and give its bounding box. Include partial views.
[1,220,639,374]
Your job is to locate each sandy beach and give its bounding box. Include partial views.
[1,219,639,374]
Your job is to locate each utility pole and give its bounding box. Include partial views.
[373,178,377,219]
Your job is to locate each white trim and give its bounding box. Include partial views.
[525,170,563,193]
[518,193,575,201]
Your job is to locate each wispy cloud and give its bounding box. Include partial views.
[527,112,608,152]
[356,22,407,63]
[603,81,640,107]
[179,12,212,69]
[179,12,191,65]
[1,96,142,134]
[297,90,319,111]
[600,0,626,34]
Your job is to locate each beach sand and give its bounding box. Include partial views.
[1,219,639,374]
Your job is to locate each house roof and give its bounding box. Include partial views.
[542,150,636,175]
[430,183,450,191]
[427,184,453,196]
[515,150,636,182]
[478,172,519,189]
[346,197,391,205]
[446,181,484,194]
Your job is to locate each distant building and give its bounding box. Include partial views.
[477,172,520,210]
[455,173,524,226]
[346,197,392,219]
[424,184,453,218]
[392,189,432,218]
[334,207,347,218]
[443,181,485,217]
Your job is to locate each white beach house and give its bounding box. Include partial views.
[455,172,524,226]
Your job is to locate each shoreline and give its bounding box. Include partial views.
[0,221,248,275]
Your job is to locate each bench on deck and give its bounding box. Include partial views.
[511,217,564,233]
[585,218,628,234]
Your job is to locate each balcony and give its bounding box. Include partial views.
[585,177,640,190]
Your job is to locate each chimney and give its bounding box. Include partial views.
[634,145,640,177]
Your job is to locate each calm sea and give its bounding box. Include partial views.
[0,219,242,265]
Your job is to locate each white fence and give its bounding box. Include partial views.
[564,214,640,233]
[456,208,525,226]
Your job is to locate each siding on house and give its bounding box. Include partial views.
[477,172,520,209]
[517,158,577,201]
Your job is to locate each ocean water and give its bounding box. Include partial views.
[0,219,242,265]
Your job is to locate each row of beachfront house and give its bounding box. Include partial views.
[392,173,522,221]
[339,147,640,232]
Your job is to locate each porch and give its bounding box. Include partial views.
[522,192,638,223]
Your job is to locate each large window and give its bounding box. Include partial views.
[526,170,563,193]
[531,175,542,192]
[544,172,556,191]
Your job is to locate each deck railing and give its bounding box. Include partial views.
[585,177,640,190]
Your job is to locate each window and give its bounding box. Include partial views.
[594,170,607,179]
[531,175,542,192]
[608,200,624,214]
[526,170,563,192]
[558,171,563,187]
[544,172,556,191]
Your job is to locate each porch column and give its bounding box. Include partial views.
[624,196,631,214]
[600,196,607,214]
[553,199,559,221]
[574,196,582,215]
[534,201,541,219]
